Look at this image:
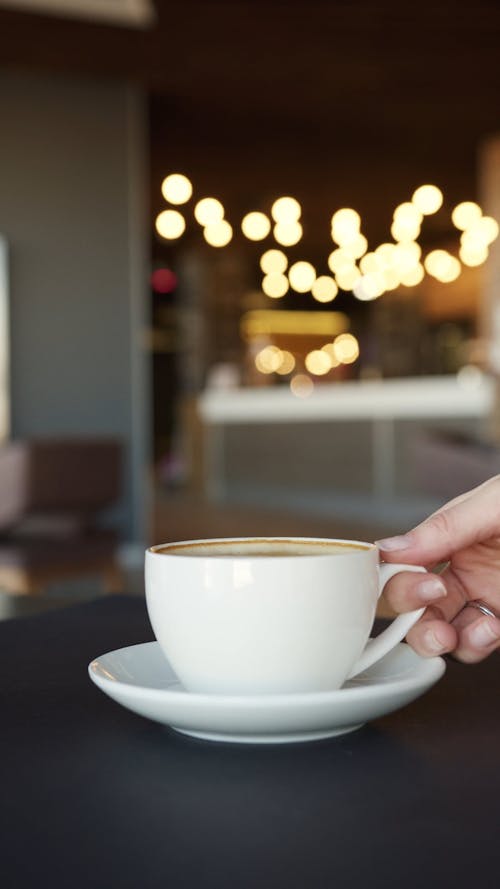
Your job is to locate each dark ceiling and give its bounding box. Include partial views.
[1,1,499,245]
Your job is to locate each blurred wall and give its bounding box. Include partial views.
[0,71,150,546]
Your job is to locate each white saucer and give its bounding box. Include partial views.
[88,641,445,745]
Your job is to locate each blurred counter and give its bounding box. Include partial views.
[200,374,494,424]
[198,374,496,521]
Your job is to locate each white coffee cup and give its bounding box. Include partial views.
[145,537,426,695]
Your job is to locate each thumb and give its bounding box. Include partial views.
[376,476,500,566]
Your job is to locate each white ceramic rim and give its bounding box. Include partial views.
[147,536,376,558]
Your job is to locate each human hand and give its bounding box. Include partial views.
[378,476,500,662]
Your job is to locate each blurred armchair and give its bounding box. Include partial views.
[0,438,124,595]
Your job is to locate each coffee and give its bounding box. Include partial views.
[153,539,370,557]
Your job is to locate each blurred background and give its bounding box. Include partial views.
[1,0,500,617]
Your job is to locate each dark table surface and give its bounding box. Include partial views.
[1,595,500,889]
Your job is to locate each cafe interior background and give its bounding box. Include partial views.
[0,0,499,618]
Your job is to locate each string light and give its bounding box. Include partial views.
[399,263,425,286]
[262,273,289,298]
[424,250,461,282]
[311,276,338,303]
[459,243,489,267]
[161,173,193,205]
[451,201,482,231]
[288,261,316,292]
[353,273,385,301]
[155,210,186,240]
[260,249,288,274]
[156,175,500,313]
[271,197,301,223]
[374,243,396,267]
[392,203,422,242]
[381,268,401,290]
[241,212,271,241]
[335,267,361,291]
[412,184,443,215]
[360,253,383,275]
[194,198,225,226]
[203,220,233,247]
[466,216,499,246]
[273,221,303,246]
[392,241,421,273]
[328,248,355,275]
[331,208,361,245]
[342,234,368,260]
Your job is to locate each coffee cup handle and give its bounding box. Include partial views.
[346,563,427,680]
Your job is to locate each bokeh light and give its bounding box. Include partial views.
[335,267,362,291]
[392,241,421,273]
[360,252,383,275]
[271,197,302,223]
[311,276,338,303]
[327,248,355,275]
[342,234,368,260]
[333,333,359,364]
[203,220,233,247]
[411,184,443,215]
[194,198,225,226]
[392,203,422,242]
[399,263,425,286]
[466,216,499,246]
[374,243,396,267]
[241,212,271,241]
[290,374,314,398]
[260,249,288,274]
[451,201,482,231]
[276,351,296,375]
[381,268,401,290]
[321,343,341,367]
[459,242,489,267]
[353,273,385,301]
[161,173,193,205]
[255,345,283,374]
[288,261,316,292]
[305,350,332,375]
[151,268,178,293]
[155,209,186,240]
[424,250,461,282]
[331,208,361,245]
[274,221,303,246]
[394,202,423,225]
[262,273,289,298]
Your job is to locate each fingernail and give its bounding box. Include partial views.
[416,577,447,603]
[469,618,500,648]
[376,535,412,552]
[423,628,448,654]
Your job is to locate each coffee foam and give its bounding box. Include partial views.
[153,539,371,557]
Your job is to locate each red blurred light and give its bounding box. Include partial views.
[151,268,178,293]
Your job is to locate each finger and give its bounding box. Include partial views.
[405,609,458,657]
[450,608,500,664]
[383,571,447,612]
[376,475,500,566]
